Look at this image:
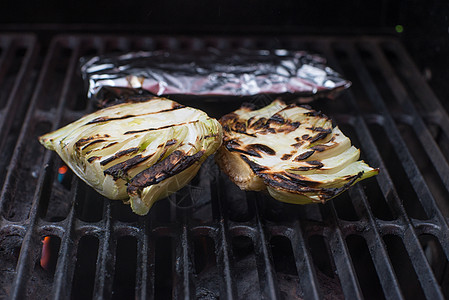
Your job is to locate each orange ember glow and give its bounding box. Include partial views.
[40,236,51,271]
[58,165,68,175]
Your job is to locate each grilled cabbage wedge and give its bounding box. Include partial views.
[39,98,222,215]
[215,100,379,204]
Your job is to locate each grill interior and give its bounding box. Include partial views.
[1,33,449,300]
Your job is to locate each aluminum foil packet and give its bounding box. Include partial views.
[80,48,351,107]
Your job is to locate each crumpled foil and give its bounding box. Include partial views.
[80,48,351,106]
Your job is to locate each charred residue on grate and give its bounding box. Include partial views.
[0,233,22,299]
[1,120,52,221]
[22,235,62,298]
[0,35,38,220]
[307,234,344,299]
[230,235,261,299]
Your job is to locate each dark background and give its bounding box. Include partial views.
[0,0,448,109]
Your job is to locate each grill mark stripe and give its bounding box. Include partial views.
[306,126,332,133]
[281,154,293,160]
[127,150,205,193]
[294,150,315,161]
[246,144,276,155]
[86,142,118,155]
[203,133,219,139]
[240,155,268,172]
[75,136,95,148]
[103,142,118,149]
[104,154,154,180]
[268,113,285,124]
[225,145,262,157]
[309,132,331,143]
[100,147,139,166]
[87,156,101,163]
[84,105,186,125]
[165,139,177,147]
[81,139,106,150]
[306,160,323,166]
[311,145,327,152]
[124,119,204,135]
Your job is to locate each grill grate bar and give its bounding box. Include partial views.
[287,220,322,300]
[92,201,115,300]
[215,220,236,300]
[0,34,37,192]
[319,41,404,218]
[385,40,449,134]
[369,42,449,212]
[0,38,14,82]
[368,42,449,256]
[174,223,195,300]
[0,35,37,133]
[211,177,237,300]
[5,36,82,300]
[51,179,78,300]
[320,41,415,299]
[252,196,281,300]
[345,43,443,221]
[135,218,150,300]
[8,157,52,300]
[325,203,364,300]
[402,227,446,299]
[348,185,405,300]
[345,42,446,300]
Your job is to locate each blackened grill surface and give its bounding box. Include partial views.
[1,34,449,300]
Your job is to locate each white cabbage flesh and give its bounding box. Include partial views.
[215,99,378,204]
[39,98,222,215]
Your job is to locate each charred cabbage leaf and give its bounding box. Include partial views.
[39,98,222,215]
[215,100,379,204]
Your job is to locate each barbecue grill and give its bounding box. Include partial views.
[1,3,449,300]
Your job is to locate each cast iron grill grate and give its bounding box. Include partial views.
[0,34,448,300]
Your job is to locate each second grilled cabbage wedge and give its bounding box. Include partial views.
[215,100,379,204]
[39,97,222,215]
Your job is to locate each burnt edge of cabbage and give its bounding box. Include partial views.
[127,150,205,196]
[240,154,363,200]
[264,171,363,201]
